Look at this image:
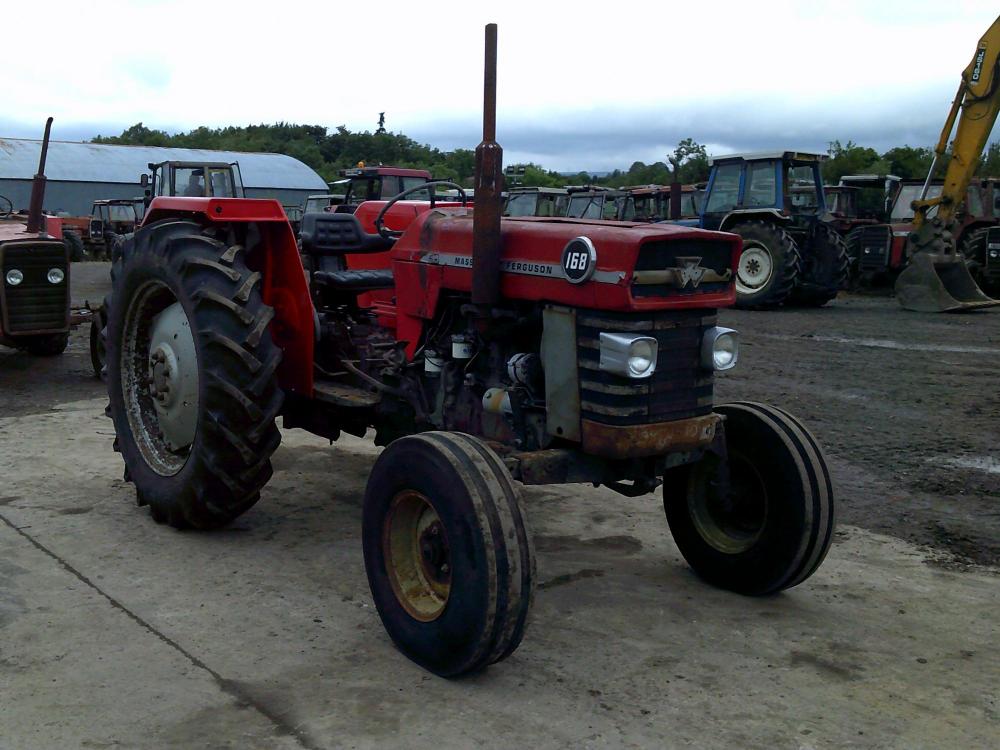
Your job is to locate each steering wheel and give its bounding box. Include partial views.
[374,180,467,239]
[0,195,12,219]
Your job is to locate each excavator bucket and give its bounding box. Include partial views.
[895,252,1000,312]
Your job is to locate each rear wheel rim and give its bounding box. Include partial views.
[736,242,774,294]
[121,280,199,477]
[688,452,768,554]
[383,490,452,622]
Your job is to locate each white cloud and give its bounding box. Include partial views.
[2,0,998,170]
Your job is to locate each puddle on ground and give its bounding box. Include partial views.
[761,333,1000,356]
[928,455,1000,475]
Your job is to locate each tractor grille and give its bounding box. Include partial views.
[633,239,732,298]
[855,225,892,272]
[577,309,715,426]
[1,240,69,333]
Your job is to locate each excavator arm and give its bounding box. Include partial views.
[896,15,1000,311]
[913,15,1000,225]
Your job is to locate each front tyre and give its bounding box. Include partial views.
[106,219,283,529]
[664,402,835,595]
[363,432,535,677]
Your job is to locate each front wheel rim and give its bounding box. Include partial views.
[688,452,768,554]
[736,243,774,294]
[121,281,200,477]
[383,490,452,622]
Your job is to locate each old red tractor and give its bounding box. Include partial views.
[103,26,835,676]
[1,118,72,357]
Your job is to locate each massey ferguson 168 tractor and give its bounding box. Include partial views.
[103,26,835,676]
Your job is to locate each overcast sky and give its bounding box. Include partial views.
[2,0,997,172]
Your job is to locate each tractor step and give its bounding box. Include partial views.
[313,379,381,408]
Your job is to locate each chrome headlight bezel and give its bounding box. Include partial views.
[598,332,658,379]
[701,326,739,371]
[47,267,65,284]
[5,268,24,286]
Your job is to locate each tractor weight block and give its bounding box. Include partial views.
[895,252,1000,312]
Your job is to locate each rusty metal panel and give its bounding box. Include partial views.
[542,305,581,442]
[581,413,721,459]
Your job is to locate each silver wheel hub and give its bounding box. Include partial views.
[736,244,774,294]
[148,302,199,452]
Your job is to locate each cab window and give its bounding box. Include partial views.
[745,162,777,207]
[705,163,741,213]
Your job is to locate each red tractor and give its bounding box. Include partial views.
[1,118,72,357]
[102,26,834,677]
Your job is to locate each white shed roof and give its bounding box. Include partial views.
[0,138,327,190]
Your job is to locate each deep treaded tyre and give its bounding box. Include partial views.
[106,218,283,529]
[90,304,108,379]
[25,332,69,356]
[64,231,86,262]
[792,223,850,307]
[663,401,835,595]
[363,431,535,677]
[730,220,801,309]
[958,227,992,291]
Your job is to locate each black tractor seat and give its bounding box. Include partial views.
[300,212,395,256]
[313,268,395,293]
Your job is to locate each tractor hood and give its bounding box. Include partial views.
[390,209,739,313]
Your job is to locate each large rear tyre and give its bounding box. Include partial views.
[362,431,535,677]
[663,402,834,595]
[64,231,86,262]
[792,223,849,307]
[90,304,108,379]
[730,220,801,309]
[106,219,283,529]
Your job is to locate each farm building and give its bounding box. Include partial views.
[0,139,328,216]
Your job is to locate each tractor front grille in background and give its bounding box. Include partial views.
[0,241,69,333]
[577,309,715,426]
[633,239,732,297]
[984,226,1000,275]
[855,225,892,272]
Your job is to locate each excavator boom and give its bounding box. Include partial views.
[897,14,1000,311]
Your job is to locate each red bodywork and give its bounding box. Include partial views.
[140,196,740,396]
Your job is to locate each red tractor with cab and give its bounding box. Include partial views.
[102,26,835,677]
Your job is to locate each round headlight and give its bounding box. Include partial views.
[47,267,65,284]
[5,268,23,286]
[713,333,738,370]
[628,339,656,377]
[990,249,999,259]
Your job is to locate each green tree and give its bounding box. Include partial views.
[881,145,934,179]
[822,140,882,182]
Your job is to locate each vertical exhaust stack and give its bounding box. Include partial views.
[26,117,54,235]
[471,23,504,308]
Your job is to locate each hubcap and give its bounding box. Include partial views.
[688,452,768,554]
[736,243,774,294]
[121,282,200,476]
[383,491,451,621]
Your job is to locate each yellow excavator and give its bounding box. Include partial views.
[896,14,1000,312]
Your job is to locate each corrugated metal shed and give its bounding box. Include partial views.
[0,139,326,189]
[0,138,327,216]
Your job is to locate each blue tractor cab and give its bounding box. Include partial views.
[697,151,848,308]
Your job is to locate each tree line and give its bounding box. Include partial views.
[93,123,1000,188]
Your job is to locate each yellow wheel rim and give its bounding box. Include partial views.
[383,490,452,622]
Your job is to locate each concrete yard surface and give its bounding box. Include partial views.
[0,395,997,749]
[0,266,998,748]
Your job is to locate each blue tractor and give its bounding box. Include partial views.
[697,151,849,308]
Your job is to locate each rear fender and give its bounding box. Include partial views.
[719,209,790,232]
[142,197,314,396]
